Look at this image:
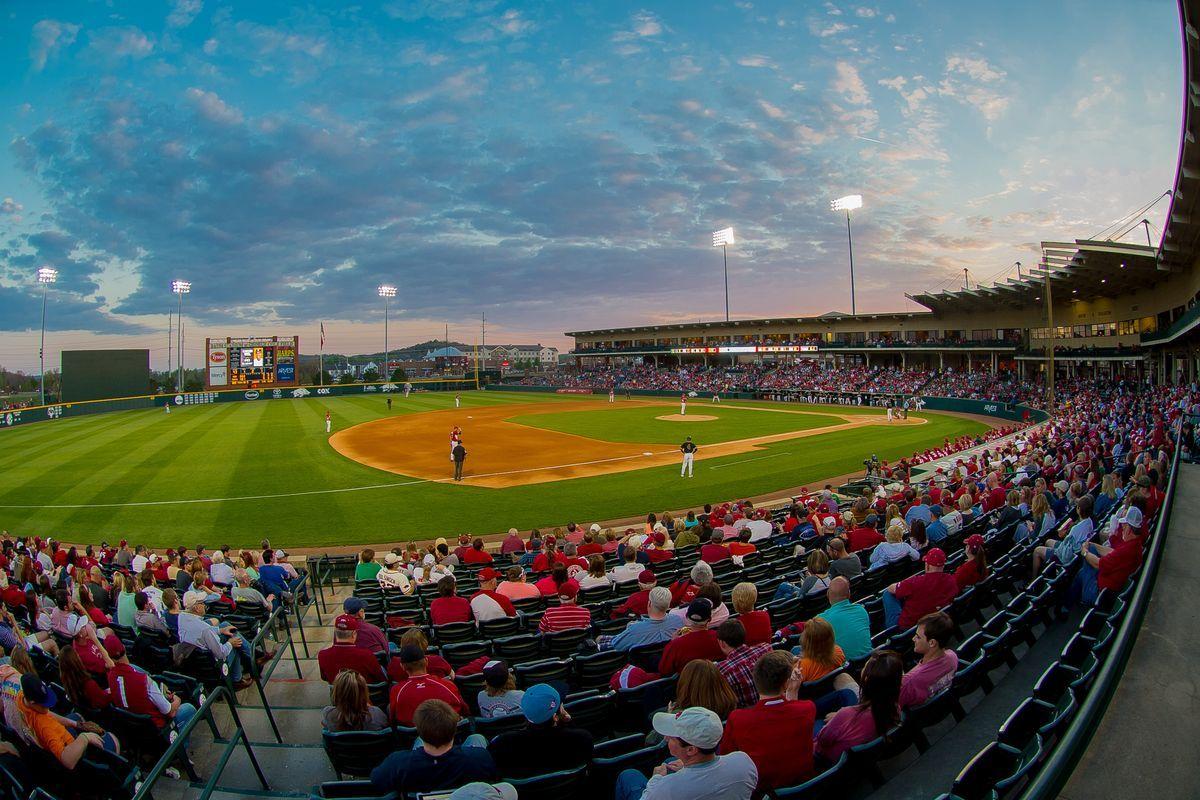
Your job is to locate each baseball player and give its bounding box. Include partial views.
[455,393,461,408]
[608,387,615,403]
[404,382,412,398]
[450,426,462,461]
[711,390,721,404]
[325,410,332,433]
[164,402,171,415]
[680,393,688,416]
[680,436,697,477]
[387,397,392,411]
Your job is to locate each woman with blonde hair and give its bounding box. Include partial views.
[870,523,920,570]
[322,670,388,731]
[1023,492,1056,543]
[1094,473,1121,519]
[885,503,907,534]
[671,659,737,721]
[577,555,613,590]
[731,582,771,644]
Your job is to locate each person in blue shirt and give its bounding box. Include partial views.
[1033,495,1094,574]
[925,505,949,544]
[256,551,289,609]
[904,496,933,528]
[598,587,683,651]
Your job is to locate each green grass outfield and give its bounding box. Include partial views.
[0,391,988,548]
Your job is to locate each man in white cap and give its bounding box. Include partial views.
[1069,505,1145,607]
[377,553,414,593]
[614,706,757,800]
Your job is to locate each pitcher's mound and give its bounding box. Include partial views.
[656,414,717,422]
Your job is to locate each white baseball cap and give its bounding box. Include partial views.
[651,707,724,749]
[1121,506,1145,529]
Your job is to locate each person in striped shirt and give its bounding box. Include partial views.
[538,584,592,633]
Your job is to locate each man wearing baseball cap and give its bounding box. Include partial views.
[388,645,468,726]
[489,683,594,779]
[658,598,723,676]
[883,547,957,630]
[317,615,386,684]
[1070,505,1146,607]
[18,672,121,768]
[615,707,757,800]
[468,568,517,623]
[105,636,198,738]
[537,582,592,633]
[341,597,390,656]
[609,569,657,619]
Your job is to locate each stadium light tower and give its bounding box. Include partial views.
[37,266,58,406]
[711,227,735,322]
[171,280,191,393]
[830,194,863,315]
[378,285,397,382]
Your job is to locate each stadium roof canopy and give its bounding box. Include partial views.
[906,240,1162,315]
[1159,3,1200,272]
[565,310,932,338]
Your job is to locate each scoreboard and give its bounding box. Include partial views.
[206,336,299,389]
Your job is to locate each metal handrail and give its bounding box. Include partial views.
[1017,420,1183,798]
[131,686,269,800]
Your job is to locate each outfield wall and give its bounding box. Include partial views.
[486,384,1050,423]
[0,378,476,430]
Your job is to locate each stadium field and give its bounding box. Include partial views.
[0,390,989,548]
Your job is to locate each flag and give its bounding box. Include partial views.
[320,322,325,350]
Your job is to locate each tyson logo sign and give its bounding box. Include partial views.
[209,351,227,364]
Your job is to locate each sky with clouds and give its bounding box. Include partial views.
[0,0,1185,371]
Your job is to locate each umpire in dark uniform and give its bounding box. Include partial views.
[452,441,467,481]
[680,436,697,478]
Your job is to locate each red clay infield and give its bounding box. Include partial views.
[327,399,923,488]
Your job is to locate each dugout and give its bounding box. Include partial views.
[61,349,150,402]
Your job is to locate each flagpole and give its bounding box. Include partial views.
[319,322,325,386]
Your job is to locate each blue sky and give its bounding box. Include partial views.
[0,0,1184,371]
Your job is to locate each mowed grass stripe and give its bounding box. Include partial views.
[0,407,203,504]
[56,403,248,530]
[0,410,152,471]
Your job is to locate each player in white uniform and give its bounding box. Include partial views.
[455,394,461,408]
[680,393,687,416]
[680,436,697,477]
[325,410,332,433]
[608,387,615,403]
[404,382,412,398]
[711,390,721,403]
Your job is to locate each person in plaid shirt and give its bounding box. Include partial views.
[715,619,772,708]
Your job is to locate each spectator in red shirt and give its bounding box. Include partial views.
[658,598,722,675]
[720,650,815,790]
[731,583,771,645]
[670,561,713,607]
[461,538,494,566]
[1070,506,1145,607]
[389,645,470,726]
[452,534,473,562]
[534,563,578,597]
[538,583,592,633]
[318,615,387,684]
[610,570,657,618]
[847,515,884,552]
[728,529,756,558]
[699,529,732,565]
[532,537,566,573]
[468,568,517,622]
[499,528,526,557]
[577,532,605,557]
[954,534,989,590]
[883,548,958,629]
[429,576,472,626]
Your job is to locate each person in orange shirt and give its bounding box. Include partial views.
[793,617,846,684]
[728,529,757,559]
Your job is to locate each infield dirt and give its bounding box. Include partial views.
[328,399,924,488]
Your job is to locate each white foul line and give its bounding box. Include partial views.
[709,452,790,470]
[0,448,680,510]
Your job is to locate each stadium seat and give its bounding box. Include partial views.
[492,633,543,663]
[514,658,570,689]
[904,687,964,753]
[472,711,527,740]
[950,738,1044,800]
[772,752,849,799]
[614,675,676,733]
[589,734,668,799]
[312,779,396,800]
[543,627,589,657]
[845,723,909,789]
[574,650,628,692]
[479,616,522,639]
[323,729,401,779]
[505,763,588,800]
[441,640,490,668]
[562,690,616,740]
[432,621,477,644]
